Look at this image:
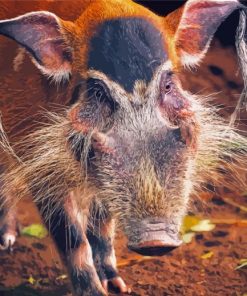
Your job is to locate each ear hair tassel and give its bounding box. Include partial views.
[231,8,247,125]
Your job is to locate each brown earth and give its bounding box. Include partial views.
[0,41,247,296]
[0,190,246,296]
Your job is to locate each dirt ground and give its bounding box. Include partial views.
[0,190,246,296]
[0,41,247,296]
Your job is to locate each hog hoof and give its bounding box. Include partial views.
[0,232,16,251]
[101,276,131,294]
[0,212,18,252]
[71,268,107,296]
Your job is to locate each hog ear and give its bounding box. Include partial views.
[0,11,73,82]
[165,0,241,68]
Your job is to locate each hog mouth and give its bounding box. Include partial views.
[128,241,179,256]
[127,226,182,256]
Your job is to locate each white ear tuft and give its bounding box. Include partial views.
[180,50,204,70]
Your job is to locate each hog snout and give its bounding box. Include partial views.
[127,219,182,256]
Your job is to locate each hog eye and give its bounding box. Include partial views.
[160,71,174,95]
[164,81,172,93]
[88,80,108,101]
[87,78,116,112]
[92,83,107,101]
[95,89,103,100]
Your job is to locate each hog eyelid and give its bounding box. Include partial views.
[87,78,118,112]
[166,71,174,77]
[89,79,111,102]
[87,78,110,97]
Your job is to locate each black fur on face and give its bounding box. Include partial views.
[88,17,167,92]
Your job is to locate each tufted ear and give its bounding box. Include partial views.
[165,0,242,68]
[0,11,74,82]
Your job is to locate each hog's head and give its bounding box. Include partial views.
[68,65,198,255]
[0,0,246,255]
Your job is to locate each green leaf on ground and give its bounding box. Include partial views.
[21,224,48,239]
[236,259,247,270]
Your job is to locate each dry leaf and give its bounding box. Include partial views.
[182,232,195,244]
[56,274,68,281]
[27,276,36,285]
[201,251,214,259]
[236,259,247,270]
[181,215,200,234]
[191,220,215,232]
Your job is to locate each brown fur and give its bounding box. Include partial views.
[0,0,246,235]
[0,1,247,294]
[0,0,241,143]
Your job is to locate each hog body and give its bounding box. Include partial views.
[0,0,247,295]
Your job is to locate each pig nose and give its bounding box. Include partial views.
[128,239,181,256]
[127,219,182,256]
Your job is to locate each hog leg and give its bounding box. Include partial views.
[0,205,18,251]
[68,227,106,296]
[87,206,129,294]
[0,164,18,250]
[38,195,106,296]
